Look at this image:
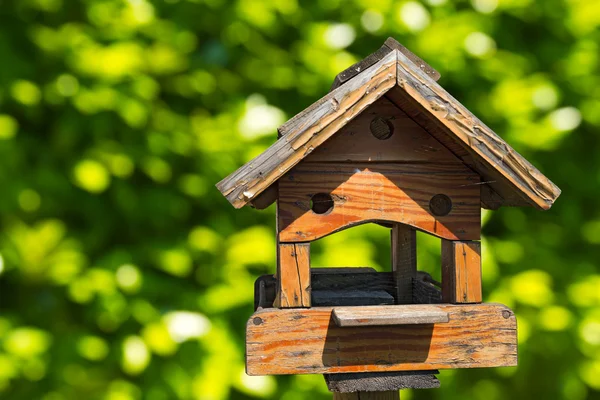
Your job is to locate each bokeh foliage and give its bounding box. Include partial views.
[0,0,598,398]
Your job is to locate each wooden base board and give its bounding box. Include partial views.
[246,303,516,376]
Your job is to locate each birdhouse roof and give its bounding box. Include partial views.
[217,38,561,211]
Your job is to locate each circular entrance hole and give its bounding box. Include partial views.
[310,193,334,214]
[429,194,452,216]
[370,117,394,140]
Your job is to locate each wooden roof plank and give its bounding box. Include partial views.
[393,50,561,210]
[216,50,398,208]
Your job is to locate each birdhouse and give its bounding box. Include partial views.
[217,38,561,384]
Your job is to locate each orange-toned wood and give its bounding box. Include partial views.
[274,243,311,308]
[278,163,481,242]
[441,240,482,303]
[246,303,517,375]
[306,97,462,163]
[392,224,416,304]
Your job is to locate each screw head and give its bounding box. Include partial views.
[429,194,452,216]
[253,317,263,325]
[502,310,512,319]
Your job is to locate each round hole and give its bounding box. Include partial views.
[310,193,334,214]
[370,117,394,140]
[429,194,452,216]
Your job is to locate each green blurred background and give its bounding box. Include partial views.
[0,0,598,398]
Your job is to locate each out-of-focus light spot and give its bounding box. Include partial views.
[147,44,187,75]
[163,311,211,343]
[11,80,42,106]
[122,336,150,375]
[237,369,277,397]
[323,23,356,49]
[399,2,431,32]
[23,357,47,381]
[582,220,600,244]
[141,322,177,356]
[227,226,276,266]
[77,336,109,361]
[539,306,573,331]
[188,226,221,253]
[107,154,134,178]
[510,270,554,307]
[517,315,531,343]
[178,174,207,198]
[532,85,559,110]
[56,74,79,97]
[159,249,192,277]
[238,95,286,139]
[125,0,155,24]
[580,360,600,390]
[118,98,148,128]
[116,264,142,293]
[0,114,18,139]
[142,157,171,183]
[472,379,500,400]
[0,254,4,276]
[425,0,447,5]
[361,10,384,33]
[494,240,523,263]
[549,107,582,131]
[18,189,41,212]
[464,32,496,58]
[74,43,144,80]
[3,328,52,358]
[73,160,111,193]
[580,320,600,345]
[131,300,159,324]
[191,70,217,94]
[568,275,600,307]
[471,0,498,13]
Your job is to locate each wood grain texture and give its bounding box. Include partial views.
[441,241,482,304]
[332,305,449,327]
[392,50,561,210]
[330,37,440,91]
[217,51,398,208]
[275,243,311,308]
[278,163,481,242]
[246,303,517,375]
[334,392,399,400]
[392,224,416,304]
[306,97,463,163]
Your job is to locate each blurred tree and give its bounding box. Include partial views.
[0,0,597,399]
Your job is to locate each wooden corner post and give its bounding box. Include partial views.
[392,224,417,304]
[275,242,311,308]
[441,240,482,303]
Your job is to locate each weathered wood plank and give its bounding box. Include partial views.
[275,243,311,308]
[332,305,449,327]
[217,51,398,208]
[391,50,560,210]
[392,224,417,304]
[330,37,440,91]
[305,97,463,163]
[278,163,481,242]
[246,303,517,375]
[314,290,395,307]
[334,392,399,400]
[441,240,482,304]
[325,371,439,393]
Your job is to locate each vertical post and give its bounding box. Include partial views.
[441,240,482,303]
[275,242,311,308]
[391,224,417,304]
[334,392,399,400]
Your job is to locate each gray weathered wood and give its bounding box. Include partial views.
[391,50,561,210]
[325,371,440,393]
[217,51,398,208]
[332,305,450,327]
[314,290,395,307]
[413,278,442,305]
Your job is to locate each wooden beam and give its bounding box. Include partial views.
[275,243,311,308]
[391,50,561,210]
[392,224,417,304]
[332,305,449,327]
[246,303,517,375]
[334,392,399,400]
[278,163,481,242]
[441,240,482,303]
[217,51,398,208]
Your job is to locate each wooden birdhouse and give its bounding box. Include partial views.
[217,38,560,391]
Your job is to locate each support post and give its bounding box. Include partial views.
[441,240,482,303]
[391,224,417,304]
[274,242,311,308]
[333,392,399,400]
